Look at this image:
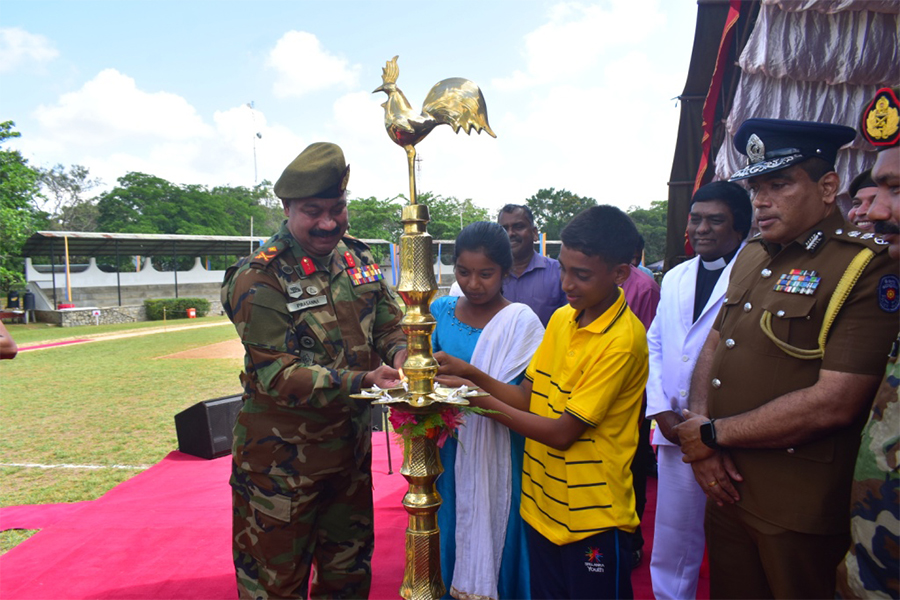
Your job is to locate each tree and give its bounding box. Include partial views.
[525,188,597,241]
[37,164,102,231]
[627,200,667,266]
[415,191,490,241]
[0,121,44,292]
[347,195,404,243]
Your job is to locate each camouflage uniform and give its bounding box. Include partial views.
[836,334,900,599]
[222,222,406,599]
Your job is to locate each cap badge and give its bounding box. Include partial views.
[747,134,765,164]
[340,166,350,193]
[774,269,821,296]
[865,95,900,142]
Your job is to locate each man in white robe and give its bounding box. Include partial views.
[646,181,751,599]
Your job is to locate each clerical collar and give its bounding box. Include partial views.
[701,257,726,270]
[699,246,740,271]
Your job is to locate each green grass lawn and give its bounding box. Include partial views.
[10,314,231,345]
[0,317,244,553]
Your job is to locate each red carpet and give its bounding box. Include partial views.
[1,435,707,599]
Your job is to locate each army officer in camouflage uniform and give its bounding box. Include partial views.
[222,142,407,599]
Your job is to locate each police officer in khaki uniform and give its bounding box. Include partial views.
[673,119,898,599]
[222,142,407,599]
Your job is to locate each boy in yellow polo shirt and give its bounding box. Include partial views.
[436,205,648,599]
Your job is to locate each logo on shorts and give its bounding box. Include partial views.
[583,547,605,573]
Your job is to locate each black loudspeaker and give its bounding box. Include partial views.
[174,395,243,459]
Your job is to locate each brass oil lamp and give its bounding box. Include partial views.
[353,55,495,600]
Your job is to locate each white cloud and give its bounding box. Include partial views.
[0,27,58,73]
[33,69,213,145]
[493,0,666,91]
[267,31,361,98]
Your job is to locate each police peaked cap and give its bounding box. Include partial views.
[274,142,350,200]
[729,118,856,182]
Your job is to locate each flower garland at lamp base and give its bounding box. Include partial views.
[358,382,492,448]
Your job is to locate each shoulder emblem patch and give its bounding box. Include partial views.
[878,274,899,313]
[254,246,279,263]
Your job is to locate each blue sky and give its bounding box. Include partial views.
[1,1,698,216]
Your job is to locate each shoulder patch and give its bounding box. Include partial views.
[878,274,900,313]
[249,241,288,266]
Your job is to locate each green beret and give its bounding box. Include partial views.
[274,142,350,200]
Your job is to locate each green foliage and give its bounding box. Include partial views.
[0,121,44,293]
[415,191,491,241]
[37,163,102,231]
[144,297,211,320]
[627,200,667,265]
[525,188,597,241]
[96,172,280,237]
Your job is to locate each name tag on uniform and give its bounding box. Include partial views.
[286,283,304,298]
[287,295,327,312]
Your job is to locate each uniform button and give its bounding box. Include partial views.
[682,355,690,362]
[787,448,795,454]
[679,390,687,398]
[725,339,735,348]
[711,378,721,389]
[777,310,785,318]
[723,297,728,303]
[567,351,574,356]
[835,228,843,235]
[761,269,772,278]
[743,302,752,312]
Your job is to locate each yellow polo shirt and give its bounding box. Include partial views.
[521,288,647,545]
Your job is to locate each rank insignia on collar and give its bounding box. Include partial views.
[255,246,279,262]
[344,251,356,268]
[804,231,824,253]
[300,256,316,276]
[774,269,821,295]
[348,264,384,286]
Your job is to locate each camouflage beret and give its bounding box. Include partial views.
[273,142,350,200]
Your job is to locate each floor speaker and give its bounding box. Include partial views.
[174,395,242,459]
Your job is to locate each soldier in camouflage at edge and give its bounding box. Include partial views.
[222,142,407,599]
[835,87,900,600]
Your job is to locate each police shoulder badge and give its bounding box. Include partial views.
[878,274,899,313]
[861,87,900,147]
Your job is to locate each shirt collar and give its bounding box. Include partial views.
[572,287,628,333]
[760,210,844,257]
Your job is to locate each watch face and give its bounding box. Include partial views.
[700,421,716,448]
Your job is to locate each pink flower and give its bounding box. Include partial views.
[389,409,417,430]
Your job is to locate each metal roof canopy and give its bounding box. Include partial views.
[21,231,389,307]
[22,231,265,258]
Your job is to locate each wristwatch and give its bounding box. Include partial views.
[700,419,719,449]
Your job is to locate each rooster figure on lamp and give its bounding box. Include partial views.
[374,55,496,206]
[353,56,495,600]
